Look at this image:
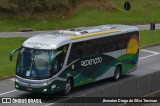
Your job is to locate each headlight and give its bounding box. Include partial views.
[43,83,47,86]
[15,85,19,88]
[43,89,47,92]
[15,79,19,83]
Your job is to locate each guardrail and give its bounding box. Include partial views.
[52,70,160,106]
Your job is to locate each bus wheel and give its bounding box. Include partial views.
[113,66,121,81]
[64,79,72,95]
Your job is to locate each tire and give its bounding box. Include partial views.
[113,66,121,81]
[63,79,72,95]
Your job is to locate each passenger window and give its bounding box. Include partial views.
[78,48,82,59]
[68,42,83,65]
[52,44,69,72]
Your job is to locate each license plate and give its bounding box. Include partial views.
[27,88,32,91]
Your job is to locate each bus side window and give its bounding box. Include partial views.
[81,40,95,57]
[68,42,83,65]
[54,44,69,72]
[78,48,82,59]
[94,39,102,54]
[123,34,130,49]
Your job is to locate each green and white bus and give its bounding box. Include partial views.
[10,25,139,95]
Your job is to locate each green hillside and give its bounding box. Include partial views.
[0,0,160,31]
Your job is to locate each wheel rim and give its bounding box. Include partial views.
[115,67,120,80]
[115,71,120,79]
[65,80,71,94]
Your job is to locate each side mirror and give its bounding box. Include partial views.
[10,48,21,61]
[50,51,62,65]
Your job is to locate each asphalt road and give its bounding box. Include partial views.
[0,45,160,106]
[0,24,160,37]
[0,24,160,106]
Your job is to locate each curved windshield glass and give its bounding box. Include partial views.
[16,47,58,80]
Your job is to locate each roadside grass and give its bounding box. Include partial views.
[0,30,160,78]
[0,37,27,78]
[140,30,160,47]
[0,0,160,31]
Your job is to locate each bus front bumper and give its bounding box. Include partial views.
[15,80,64,94]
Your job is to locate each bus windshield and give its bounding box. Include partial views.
[16,47,57,80]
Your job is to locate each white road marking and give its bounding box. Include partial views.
[139,54,159,60]
[139,49,160,60]
[44,103,55,106]
[141,49,160,54]
[10,78,15,81]
[0,90,17,96]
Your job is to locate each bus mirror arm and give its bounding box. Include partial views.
[50,51,62,65]
[10,48,21,61]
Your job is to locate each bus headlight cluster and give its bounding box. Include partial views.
[15,85,19,88]
[43,89,47,92]
[15,79,19,83]
[43,83,47,86]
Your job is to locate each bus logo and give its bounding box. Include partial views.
[81,57,102,67]
[27,42,50,47]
